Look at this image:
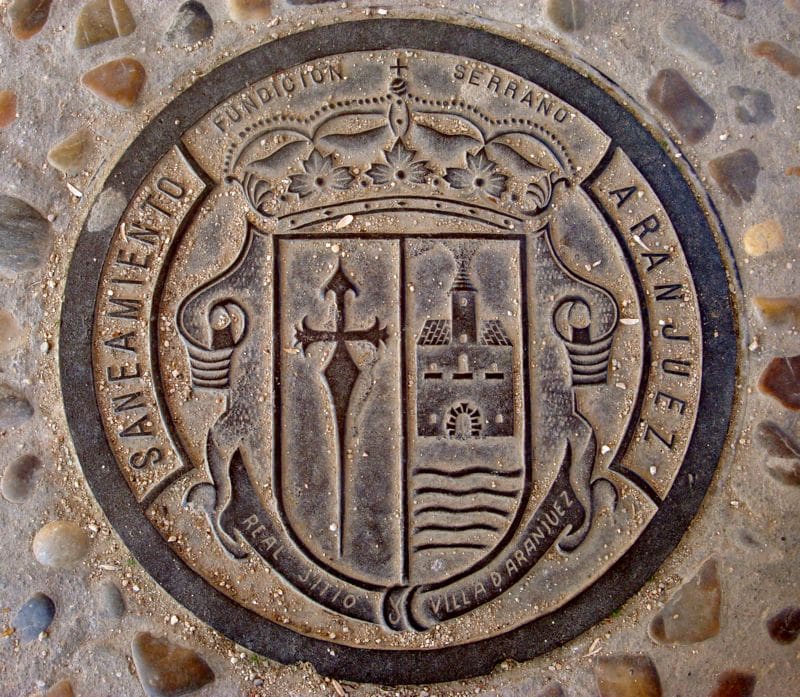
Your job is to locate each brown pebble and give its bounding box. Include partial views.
[650,558,720,644]
[754,296,800,325]
[766,461,800,486]
[0,90,17,129]
[0,309,24,352]
[750,41,800,77]
[9,0,54,39]
[227,0,271,22]
[646,69,715,144]
[81,58,145,109]
[743,219,784,256]
[546,0,587,32]
[708,149,760,206]
[788,0,800,12]
[759,355,800,410]
[711,0,746,18]
[766,606,800,643]
[595,654,662,697]
[758,419,800,485]
[74,0,136,49]
[709,671,756,697]
[132,632,214,697]
[1,454,43,502]
[756,420,800,459]
[786,166,800,176]
[539,684,566,697]
[33,520,90,568]
[47,130,94,176]
[46,680,75,697]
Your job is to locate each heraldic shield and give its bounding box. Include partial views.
[177,220,618,630]
[173,59,621,631]
[279,235,528,589]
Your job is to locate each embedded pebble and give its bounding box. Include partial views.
[0,309,24,351]
[1,454,43,502]
[766,460,800,487]
[539,684,565,697]
[732,527,778,560]
[132,632,215,697]
[756,420,800,459]
[0,385,34,428]
[594,654,662,697]
[98,579,126,619]
[46,680,75,697]
[754,296,800,324]
[0,90,16,128]
[546,0,587,32]
[81,57,146,109]
[646,69,715,144]
[47,130,94,176]
[711,0,746,18]
[227,0,272,22]
[750,41,800,77]
[766,606,800,643]
[759,355,800,411]
[87,187,127,232]
[74,0,136,49]
[165,1,214,45]
[649,559,720,644]
[8,0,54,40]
[788,0,800,11]
[758,420,800,483]
[0,194,51,272]
[661,15,723,65]
[743,219,784,257]
[728,86,775,124]
[708,149,760,206]
[12,592,55,642]
[32,520,90,568]
[709,671,756,697]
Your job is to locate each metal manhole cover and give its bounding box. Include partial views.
[60,18,738,684]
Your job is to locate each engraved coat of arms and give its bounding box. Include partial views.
[174,57,621,630]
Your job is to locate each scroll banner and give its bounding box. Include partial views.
[223,443,585,630]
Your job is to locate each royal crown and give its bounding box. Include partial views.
[223,67,574,228]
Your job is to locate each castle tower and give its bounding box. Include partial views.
[451,257,477,344]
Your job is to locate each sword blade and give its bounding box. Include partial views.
[323,340,361,556]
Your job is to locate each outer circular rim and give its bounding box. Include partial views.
[60,18,739,685]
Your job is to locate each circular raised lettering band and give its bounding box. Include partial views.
[60,19,738,684]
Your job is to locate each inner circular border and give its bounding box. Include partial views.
[60,19,739,685]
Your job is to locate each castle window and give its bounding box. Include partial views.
[424,362,443,379]
[485,361,504,379]
[453,353,473,379]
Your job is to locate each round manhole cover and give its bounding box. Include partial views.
[60,18,738,684]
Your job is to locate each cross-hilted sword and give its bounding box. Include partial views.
[294,260,388,557]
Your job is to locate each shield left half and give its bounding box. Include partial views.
[275,236,403,588]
